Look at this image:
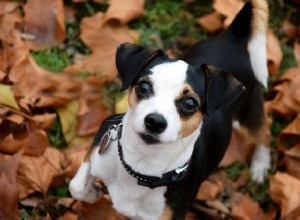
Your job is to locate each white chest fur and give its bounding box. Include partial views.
[90,135,167,220]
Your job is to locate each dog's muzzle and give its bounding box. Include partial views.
[144,113,167,134]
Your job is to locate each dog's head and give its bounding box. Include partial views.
[116,43,244,145]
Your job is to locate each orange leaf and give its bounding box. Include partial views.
[277,114,300,151]
[220,127,255,167]
[266,30,283,74]
[283,154,300,180]
[196,180,223,201]
[213,0,244,27]
[270,68,300,116]
[17,147,63,199]
[72,198,128,220]
[230,193,275,220]
[0,119,48,156]
[269,172,300,218]
[197,12,223,33]
[0,150,23,220]
[23,0,66,49]
[294,42,300,67]
[104,0,144,25]
[282,20,300,40]
[64,8,139,81]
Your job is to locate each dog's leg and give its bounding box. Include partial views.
[69,148,103,203]
[235,83,271,183]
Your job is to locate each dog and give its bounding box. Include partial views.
[69,0,270,219]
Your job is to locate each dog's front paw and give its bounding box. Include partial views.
[69,178,103,203]
[250,144,271,183]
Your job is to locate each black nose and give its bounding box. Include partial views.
[144,113,167,134]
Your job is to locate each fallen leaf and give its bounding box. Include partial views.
[72,198,128,220]
[104,0,144,25]
[283,154,300,180]
[65,12,139,83]
[270,67,300,116]
[294,42,300,67]
[23,0,66,49]
[267,29,283,74]
[197,12,223,33]
[230,192,275,220]
[57,100,78,143]
[0,119,48,156]
[282,20,300,40]
[277,114,300,151]
[196,180,223,201]
[269,172,300,218]
[0,150,23,220]
[212,0,244,27]
[62,143,89,179]
[0,84,19,110]
[220,127,255,167]
[17,147,63,199]
[115,93,128,114]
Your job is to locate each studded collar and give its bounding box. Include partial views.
[117,125,190,189]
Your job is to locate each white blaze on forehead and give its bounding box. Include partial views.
[149,60,188,90]
[130,60,189,142]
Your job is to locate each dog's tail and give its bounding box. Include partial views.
[226,0,269,87]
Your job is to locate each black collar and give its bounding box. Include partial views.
[117,128,190,189]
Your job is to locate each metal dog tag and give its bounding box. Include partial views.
[98,130,112,154]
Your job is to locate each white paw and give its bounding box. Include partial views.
[69,162,103,203]
[250,144,271,183]
[69,177,103,203]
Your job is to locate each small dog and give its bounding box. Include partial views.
[69,0,270,219]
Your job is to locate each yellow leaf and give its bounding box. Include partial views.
[115,93,128,114]
[0,84,19,110]
[57,100,78,143]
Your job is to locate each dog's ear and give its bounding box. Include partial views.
[201,64,245,116]
[116,43,166,91]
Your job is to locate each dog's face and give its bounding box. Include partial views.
[116,43,245,145]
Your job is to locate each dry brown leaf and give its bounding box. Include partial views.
[213,0,244,27]
[104,0,144,25]
[283,155,300,180]
[197,12,223,33]
[219,127,255,167]
[72,198,128,220]
[230,192,275,220]
[294,42,300,67]
[17,147,63,199]
[32,113,57,130]
[277,114,300,151]
[65,12,139,82]
[0,2,22,44]
[269,172,300,218]
[23,0,66,49]
[196,180,223,201]
[282,20,300,40]
[0,119,48,156]
[270,68,300,116]
[62,143,89,179]
[267,29,283,74]
[0,150,23,220]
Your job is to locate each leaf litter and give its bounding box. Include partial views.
[0,0,299,219]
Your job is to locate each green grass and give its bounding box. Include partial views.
[225,162,246,181]
[31,47,71,73]
[130,0,207,51]
[47,116,67,149]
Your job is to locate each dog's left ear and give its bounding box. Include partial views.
[201,64,245,116]
[116,43,167,91]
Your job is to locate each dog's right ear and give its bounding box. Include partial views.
[116,43,166,91]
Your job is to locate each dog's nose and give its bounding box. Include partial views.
[144,113,167,134]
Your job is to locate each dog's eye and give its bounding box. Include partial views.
[137,81,152,96]
[182,97,198,111]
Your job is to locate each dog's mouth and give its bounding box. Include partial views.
[139,133,160,145]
